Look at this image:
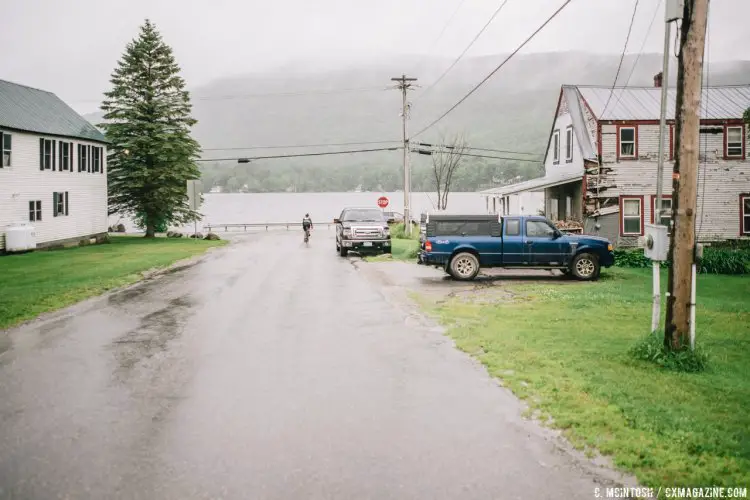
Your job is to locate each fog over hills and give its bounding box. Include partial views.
[84,51,750,192]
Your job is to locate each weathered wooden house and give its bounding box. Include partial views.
[0,79,109,251]
[483,78,750,246]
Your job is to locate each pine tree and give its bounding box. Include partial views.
[101,20,201,237]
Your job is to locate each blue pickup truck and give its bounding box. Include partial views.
[417,213,615,281]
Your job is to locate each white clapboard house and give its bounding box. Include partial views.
[482,76,750,247]
[0,79,108,251]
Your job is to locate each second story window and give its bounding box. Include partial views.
[40,138,54,170]
[1,131,11,167]
[553,130,560,163]
[60,142,72,171]
[565,126,573,161]
[619,127,636,158]
[726,126,744,158]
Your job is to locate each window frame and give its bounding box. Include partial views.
[40,138,55,170]
[620,195,644,236]
[617,125,637,159]
[53,191,69,217]
[725,125,745,160]
[525,219,557,238]
[504,218,521,236]
[552,129,560,164]
[650,194,673,229]
[28,200,42,222]
[565,125,574,162]
[1,131,11,167]
[741,194,750,236]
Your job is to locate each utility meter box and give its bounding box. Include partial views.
[644,224,669,261]
[666,0,684,22]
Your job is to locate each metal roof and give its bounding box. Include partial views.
[576,84,750,121]
[0,79,107,143]
[480,170,583,196]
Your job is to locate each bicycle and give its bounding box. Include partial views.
[304,227,311,245]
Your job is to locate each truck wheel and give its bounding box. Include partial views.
[339,245,348,257]
[571,253,600,281]
[449,252,480,281]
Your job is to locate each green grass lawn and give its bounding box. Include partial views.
[419,268,750,490]
[0,235,227,330]
[365,238,421,262]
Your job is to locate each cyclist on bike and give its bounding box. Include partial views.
[302,214,313,240]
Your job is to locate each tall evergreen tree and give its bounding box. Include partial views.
[101,20,201,237]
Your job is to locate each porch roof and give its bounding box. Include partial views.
[480,171,583,197]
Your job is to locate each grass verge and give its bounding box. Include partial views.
[0,235,227,330]
[366,238,421,262]
[417,268,750,489]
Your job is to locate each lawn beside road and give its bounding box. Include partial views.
[0,235,227,330]
[417,268,750,490]
[366,222,421,262]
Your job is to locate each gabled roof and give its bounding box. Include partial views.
[541,86,598,165]
[480,170,582,196]
[577,84,750,121]
[0,79,107,143]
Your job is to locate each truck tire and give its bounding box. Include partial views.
[570,252,600,281]
[339,245,348,257]
[449,252,480,281]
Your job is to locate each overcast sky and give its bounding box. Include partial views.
[2,0,748,114]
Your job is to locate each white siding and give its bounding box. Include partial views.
[544,111,584,177]
[599,123,750,242]
[0,129,108,250]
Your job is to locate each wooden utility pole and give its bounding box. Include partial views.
[664,0,709,350]
[391,74,417,236]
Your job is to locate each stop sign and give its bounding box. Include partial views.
[377,196,389,208]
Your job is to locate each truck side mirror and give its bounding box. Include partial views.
[333,218,340,224]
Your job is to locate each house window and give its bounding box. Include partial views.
[78,144,88,172]
[28,201,42,222]
[59,142,71,171]
[565,126,573,161]
[92,147,101,173]
[742,195,750,236]
[553,130,560,163]
[40,138,55,170]
[621,196,643,235]
[726,126,744,158]
[652,196,673,228]
[53,191,69,217]
[1,131,11,167]
[619,127,636,158]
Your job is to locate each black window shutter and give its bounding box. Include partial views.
[101,147,105,174]
[53,192,58,217]
[28,201,34,221]
[65,192,69,215]
[52,141,56,171]
[39,138,44,170]
[70,142,74,173]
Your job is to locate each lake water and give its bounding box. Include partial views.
[109,192,489,233]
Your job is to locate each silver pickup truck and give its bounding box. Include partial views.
[334,207,392,257]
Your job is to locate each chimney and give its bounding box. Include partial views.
[654,71,663,88]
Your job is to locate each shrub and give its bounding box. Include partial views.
[389,222,419,240]
[614,247,750,275]
[629,332,709,373]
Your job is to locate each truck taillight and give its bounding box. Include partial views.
[425,241,432,252]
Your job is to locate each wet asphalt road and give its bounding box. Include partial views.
[1,232,616,499]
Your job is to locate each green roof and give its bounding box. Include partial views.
[0,79,107,143]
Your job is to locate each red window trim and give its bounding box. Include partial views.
[741,193,750,236]
[617,124,638,160]
[650,194,673,224]
[724,124,746,160]
[619,195,645,236]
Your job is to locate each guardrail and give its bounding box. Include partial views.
[205,222,334,232]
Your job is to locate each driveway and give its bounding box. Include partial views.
[0,232,628,499]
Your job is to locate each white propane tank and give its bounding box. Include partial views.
[4,223,37,253]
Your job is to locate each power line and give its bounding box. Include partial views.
[202,140,401,151]
[413,142,541,156]
[600,0,641,118]
[410,0,574,139]
[414,0,513,102]
[411,148,542,163]
[413,0,468,75]
[197,146,401,162]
